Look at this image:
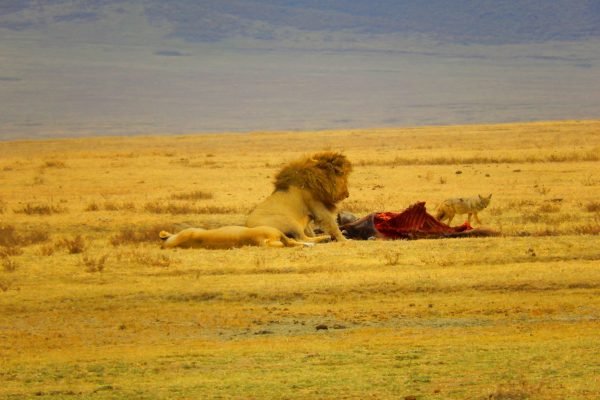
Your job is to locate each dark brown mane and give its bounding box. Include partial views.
[273,152,352,208]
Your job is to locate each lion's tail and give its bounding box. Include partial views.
[159,231,172,241]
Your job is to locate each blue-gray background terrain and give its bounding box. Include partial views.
[1,1,599,139]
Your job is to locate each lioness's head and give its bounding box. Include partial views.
[274,152,352,209]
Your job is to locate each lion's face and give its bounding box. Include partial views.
[332,173,350,202]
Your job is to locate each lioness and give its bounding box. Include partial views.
[160,226,313,249]
[246,152,352,242]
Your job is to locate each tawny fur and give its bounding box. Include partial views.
[435,194,492,225]
[246,152,352,242]
[160,226,313,249]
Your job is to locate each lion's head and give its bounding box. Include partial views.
[273,152,352,209]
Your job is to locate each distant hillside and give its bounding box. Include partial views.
[1,1,599,140]
[148,0,600,44]
[2,0,600,45]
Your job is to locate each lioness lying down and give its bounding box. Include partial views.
[159,226,314,249]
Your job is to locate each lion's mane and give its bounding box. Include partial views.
[273,152,352,210]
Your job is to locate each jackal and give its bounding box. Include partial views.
[434,194,492,225]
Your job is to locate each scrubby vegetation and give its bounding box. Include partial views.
[0,120,599,399]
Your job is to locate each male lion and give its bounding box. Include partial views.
[160,226,313,249]
[246,152,352,242]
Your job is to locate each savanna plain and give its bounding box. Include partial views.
[1,120,599,399]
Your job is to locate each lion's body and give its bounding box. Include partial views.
[246,152,352,242]
[160,226,312,249]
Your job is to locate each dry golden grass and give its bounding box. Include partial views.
[1,120,599,399]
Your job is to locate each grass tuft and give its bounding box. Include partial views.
[0,226,19,247]
[584,201,600,212]
[170,190,214,200]
[0,225,49,247]
[86,201,136,212]
[537,203,560,213]
[38,243,56,256]
[487,379,543,399]
[105,201,135,211]
[85,202,100,211]
[81,253,108,273]
[14,203,67,215]
[135,252,171,268]
[43,160,67,168]
[0,246,23,258]
[59,235,86,254]
[383,251,401,266]
[2,256,20,272]
[572,223,600,235]
[144,201,238,214]
[110,224,169,246]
